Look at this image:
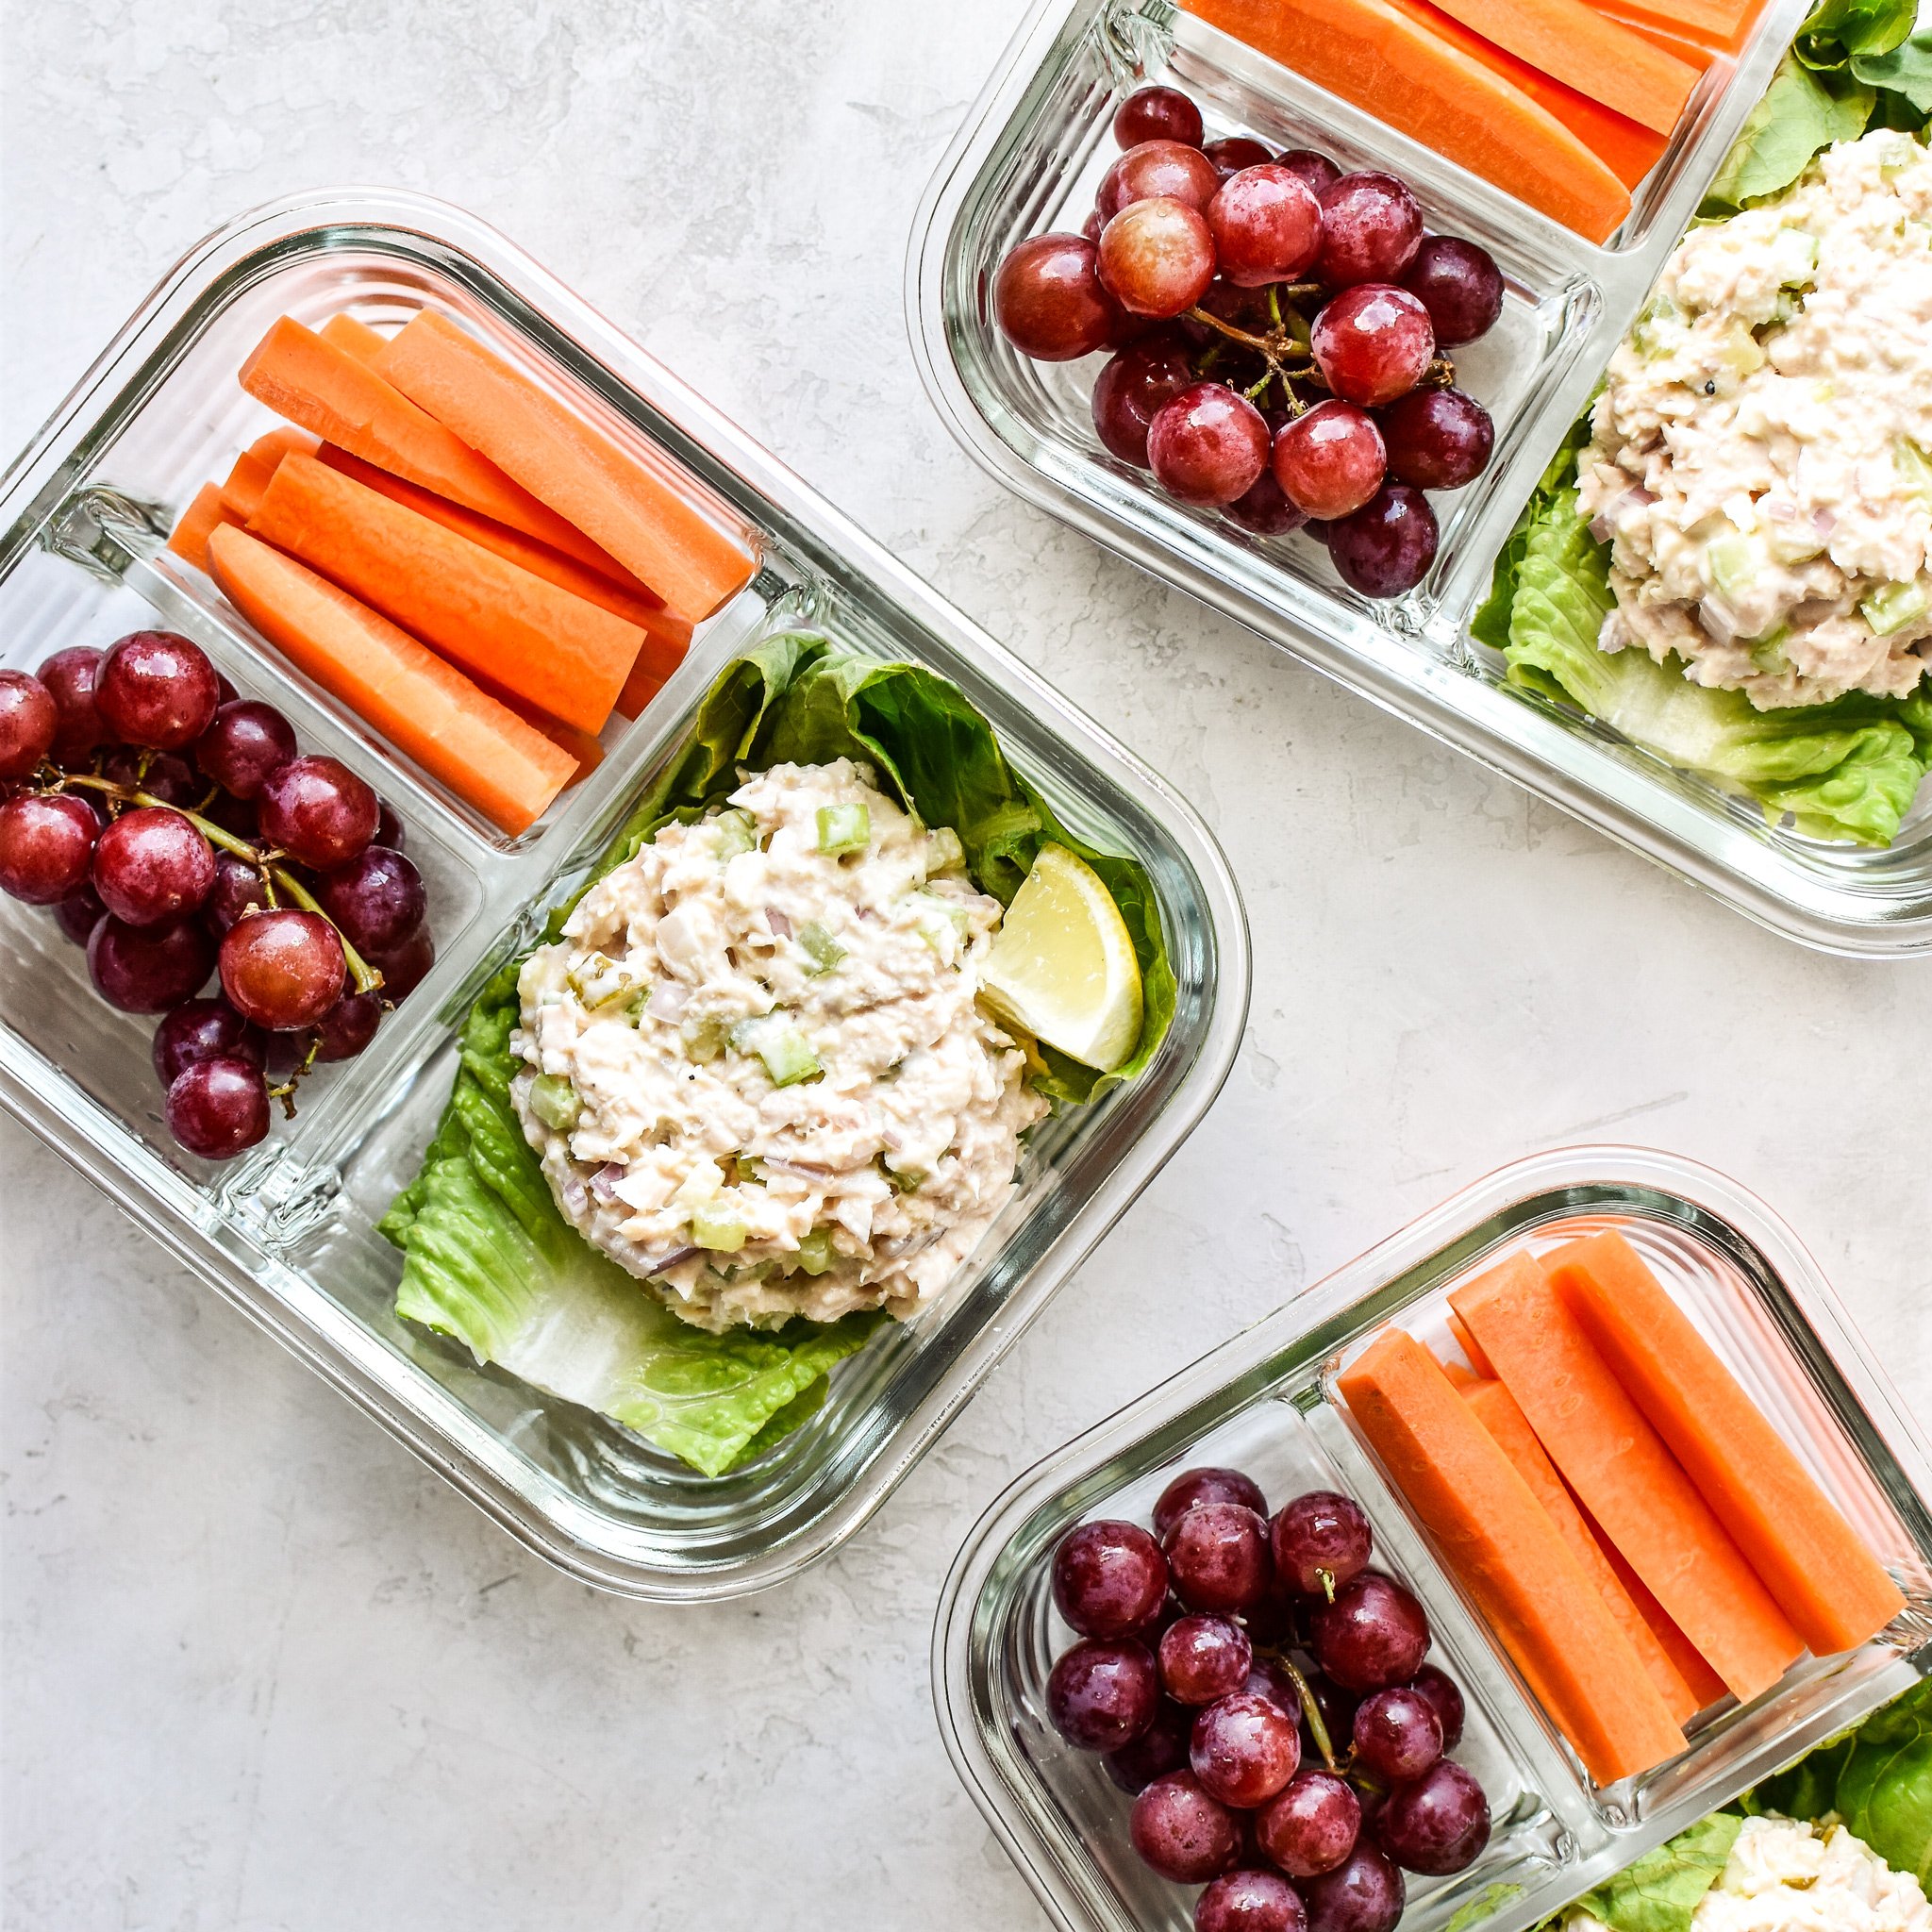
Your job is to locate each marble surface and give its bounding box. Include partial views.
[5,2,1931,1925]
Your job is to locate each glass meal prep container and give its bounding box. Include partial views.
[906,0,1932,956]
[933,1145,1932,1932]
[0,190,1248,1601]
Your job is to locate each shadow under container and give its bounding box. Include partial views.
[0,191,1249,1601]
[908,0,1932,953]
[934,1146,1932,1932]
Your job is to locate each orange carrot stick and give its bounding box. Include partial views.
[1581,1497,1731,1711]
[318,313,391,364]
[166,484,238,574]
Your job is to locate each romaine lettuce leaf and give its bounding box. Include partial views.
[1704,54,1875,212]
[1833,1678,1932,1887]
[1554,1814,1744,1932]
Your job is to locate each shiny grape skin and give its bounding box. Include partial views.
[1407,1664,1465,1751]
[315,845,426,956]
[309,989,384,1061]
[1130,1772,1242,1885]
[152,997,266,1086]
[1308,1572,1431,1692]
[258,755,379,872]
[54,885,107,947]
[1099,197,1217,319]
[1373,1760,1491,1875]
[1203,135,1275,179]
[1272,404,1388,522]
[995,234,1125,361]
[1276,149,1342,197]
[0,793,100,904]
[1381,389,1494,491]
[36,646,107,762]
[1315,175,1424,288]
[1156,1468,1270,1543]
[1224,459,1309,537]
[1326,487,1441,600]
[1191,1691,1303,1808]
[1114,85,1204,150]
[374,798,406,852]
[1302,1844,1406,1932]
[1196,1869,1307,1932]
[102,745,199,809]
[92,807,216,927]
[1047,1638,1162,1751]
[368,926,435,1001]
[1257,1771,1363,1879]
[1161,1615,1256,1706]
[1106,1699,1193,1794]
[1052,1520,1172,1640]
[1400,237,1505,347]
[1270,1491,1375,1598]
[1350,1687,1444,1784]
[1310,286,1436,409]
[194,699,297,800]
[206,852,273,935]
[88,915,216,1013]
[1164,1499,1275,1613]
[1148,385,1272,509]
[1099,140,1224,222]
[164,1056,271,1160]
[94,631,222,751]
[218,908,348,1030]
[1092,332,1198,468]
[0,673,57,783]
[1208,166,1324,288]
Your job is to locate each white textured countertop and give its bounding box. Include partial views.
[5,2,1930,1926]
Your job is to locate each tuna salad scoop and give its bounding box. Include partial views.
[1581,130,1932,708]
[509,758,1049,1334]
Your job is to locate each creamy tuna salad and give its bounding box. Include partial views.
[509,758,1049,1334]
[1582,129,1932,708]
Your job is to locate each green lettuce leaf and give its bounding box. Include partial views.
[1852,31,1932,112]
[1796,0,1917,68]
[1703,54,1874,212]
[1834,1679,1932,1887]
[1557,1814,1744,1932]
[381,633,1174,1471]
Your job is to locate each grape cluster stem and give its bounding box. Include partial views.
[1184,289,1457,414]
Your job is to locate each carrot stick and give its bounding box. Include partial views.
[247,425,320,470]
[220,450,279,524]
[1462,1376,1700,1722]
[1445,1307,1494,1377]
[1580,1497,1731,1710]
[1340,1329,1687,1784]
[246,454,642,735]
[1547,1232,1905,1657]
[1586,0,1755,53]
[615,666,665,722]
[318,313,391,364]
[375,311,758,620]
[166,484,239,574]
[207,525,575,835]
[1451,1252,1804,1703]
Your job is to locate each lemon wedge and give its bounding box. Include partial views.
[978,842,1143,1074]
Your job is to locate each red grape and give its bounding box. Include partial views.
[1197,1869,1307,1932]
[219,908,347,1030]
[1083,208,1103,246]
[996,234,1124,361]
[1053,1520,1171,1639]
[164,1056,270,1159]
[1149,384,1271,508]
[1156,1468,1270,1542]
[1204,136,1275,178]
[1107,1700,1193,1794]
[368,925,435,1000]
[153,997,266,1085]
[1381,388,1493,491]
[1327,487,1440,598]
[88,915,215,1012]
[1191,1691,1302,1807]
[1315,175,1424,287]
[1099,140,1222,222]
[1351,1687,1443,1783]
[1115,86,1204,150]
[374,798,406,852]
[1277,150,1342,197]
[1047,1638,1161,1751]
[310,988,383,1061]
[1099,197,1216,319]
[1400,237,1505,347]
[92,807,215,927]
[1303,1845,1405,1932]
[54,884,107,946]
[1225,461,1309,536]
[1092,331,1197,467]
[194,698,296,800]
[1374,1760,1490,1875]
[258,755,378,871]
[1272,404,1387,521]
[315,845,425,955]
[1407,1664,1465,1751]
[0,672,57,782]
[1310,286,1435,408]
[1131,1772,1241,1885]
[0,792,99,904]
[102,745,199,809]
[1270,1491,1374,1599]
[37,646,106,761]
[1258,1771,1362,1878]
[1208,166,1323,287]
[1161,1615,1255,1706]
[206,851,272,934]
[1164,1499,1274,1612]
[1308,1573,1430,1691]
[95,631,221,751]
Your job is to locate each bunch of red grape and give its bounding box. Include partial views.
[0,631,435,1160]
[1046,1466,1491,1932]
[993,85,1505,599]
